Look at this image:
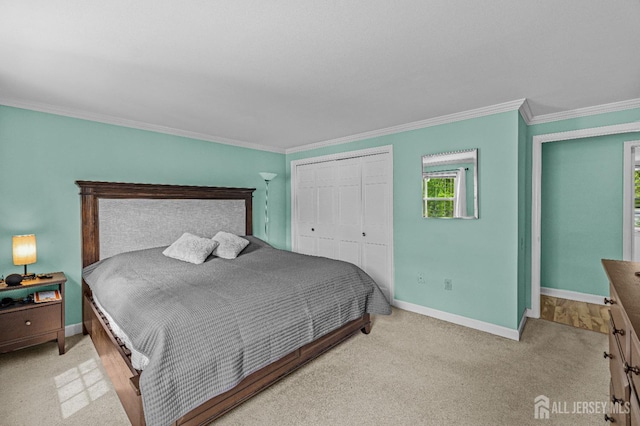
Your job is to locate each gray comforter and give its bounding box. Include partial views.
[83,237,391,426]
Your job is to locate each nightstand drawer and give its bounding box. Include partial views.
[0,304,62,342]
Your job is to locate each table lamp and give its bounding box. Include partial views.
[13,234,37,279]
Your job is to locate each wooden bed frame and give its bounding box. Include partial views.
[77,181,372,426]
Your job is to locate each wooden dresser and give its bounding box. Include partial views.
[603,259,640,424]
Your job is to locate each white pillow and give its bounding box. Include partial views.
[162,232,219,264]
[212,231,250,259]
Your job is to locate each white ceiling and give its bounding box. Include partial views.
[1,1,639,152]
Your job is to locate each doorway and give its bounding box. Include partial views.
[531,123,640,318]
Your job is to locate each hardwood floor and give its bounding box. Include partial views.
[540,295,609,334]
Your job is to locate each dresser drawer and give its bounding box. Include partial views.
[0,304,62,343]
[610,284,631,361]
[610,380,631,425]
[629,332,640,398]
[630,387,640,426]
[610,329,626,369]
[612,315,629,364]
[612,348,631,403]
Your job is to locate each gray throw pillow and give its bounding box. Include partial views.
[162,232,218,264]
[212,231,249,259]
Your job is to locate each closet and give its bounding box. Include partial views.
[292,150,393,302]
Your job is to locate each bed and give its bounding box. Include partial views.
[77,181,390,426]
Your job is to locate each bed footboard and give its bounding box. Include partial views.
[177,312,371,425]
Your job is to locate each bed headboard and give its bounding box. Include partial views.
[76,181,255,267]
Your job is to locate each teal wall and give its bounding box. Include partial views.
[0,106,286,326]
[529,107,640,297]
[3,100,639,333]
[287,111,522,329]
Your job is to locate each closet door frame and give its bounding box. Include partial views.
[291,145,394,304]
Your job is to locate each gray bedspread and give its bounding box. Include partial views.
[83,237,391,426]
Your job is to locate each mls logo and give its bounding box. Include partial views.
[534,395,550,419]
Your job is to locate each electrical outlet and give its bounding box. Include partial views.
[444,278,453,291]
[417,272,425,284]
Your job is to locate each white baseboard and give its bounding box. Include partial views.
[392,299,521,341]
[65,322,83,337]
[540,287,605,306]
[518,310,529,336]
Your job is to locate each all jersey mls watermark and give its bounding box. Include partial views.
[534,395,629,419]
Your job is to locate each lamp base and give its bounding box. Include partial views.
[21,264,35,281]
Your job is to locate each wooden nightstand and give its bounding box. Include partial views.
[0,272,66,355]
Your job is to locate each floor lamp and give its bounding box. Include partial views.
[259,172,277,242]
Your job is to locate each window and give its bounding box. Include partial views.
[423,173,456,218]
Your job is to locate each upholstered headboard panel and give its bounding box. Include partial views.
[98,198,246,260]
[77,181,255,267]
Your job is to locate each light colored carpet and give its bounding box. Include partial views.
[0,332,129,425]
[0,308,608,425]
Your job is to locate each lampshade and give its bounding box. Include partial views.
[13,234,37,266]
[259,172,277,181]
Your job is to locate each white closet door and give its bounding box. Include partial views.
[315,161,338,259]
[295,161,338,258]
[293,149,393,302]
[335,158,362,266]
[295,163,319,256]
[361,154,392,301]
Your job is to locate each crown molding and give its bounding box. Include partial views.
[286,99,527,154]
[0,97,285,154]
[518,99,534,124]
[4,96,639,155]
[528,98,640,125]
[287,97,640,154]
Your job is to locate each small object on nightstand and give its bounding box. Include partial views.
[36,273,53,279]
[33,290,61,303]
[1,297,13,308]
[5,274,23,286]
